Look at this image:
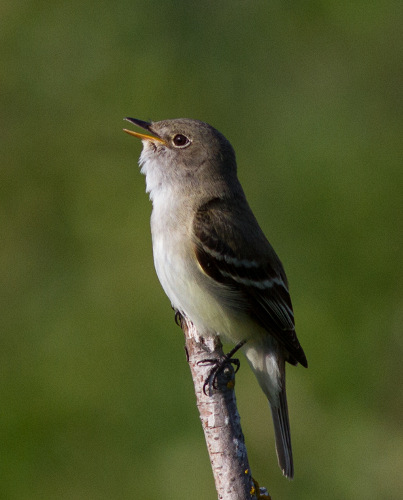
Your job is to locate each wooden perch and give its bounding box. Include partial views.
[179,315,271,500]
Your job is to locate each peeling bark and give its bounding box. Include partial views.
[180,315,261,500]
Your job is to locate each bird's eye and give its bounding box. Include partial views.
[172,134,190,148]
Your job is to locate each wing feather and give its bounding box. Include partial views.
[193,197,308,368]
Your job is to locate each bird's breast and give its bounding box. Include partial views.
[149,201,260,344]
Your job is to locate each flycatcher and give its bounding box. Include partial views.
[124,117,307,479]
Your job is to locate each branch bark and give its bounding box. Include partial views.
[180,315,270,500]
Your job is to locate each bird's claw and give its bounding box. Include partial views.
[197,340,246,396]
[198,354,241,396]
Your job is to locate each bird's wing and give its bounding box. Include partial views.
[192,197,307,367]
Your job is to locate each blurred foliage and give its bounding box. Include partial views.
[1,1,402,499]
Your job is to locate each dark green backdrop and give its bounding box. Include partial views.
[1,1,402,499]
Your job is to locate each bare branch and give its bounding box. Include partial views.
[180,315,270,500]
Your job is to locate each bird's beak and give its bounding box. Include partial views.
[123,117,166,144]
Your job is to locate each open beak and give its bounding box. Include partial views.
[123,117,165,143]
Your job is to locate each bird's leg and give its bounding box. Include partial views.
[198,340,247,396]
[174,309,184,327]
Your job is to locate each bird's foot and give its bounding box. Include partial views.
[198,340,246,396]
[174,309,183,327]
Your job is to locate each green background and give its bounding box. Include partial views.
[1,1,402,499]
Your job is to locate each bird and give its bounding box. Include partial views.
[123,117,307,479]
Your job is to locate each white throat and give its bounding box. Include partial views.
[139,144,167,201]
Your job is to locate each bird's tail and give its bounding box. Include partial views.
[243,341,294,479]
